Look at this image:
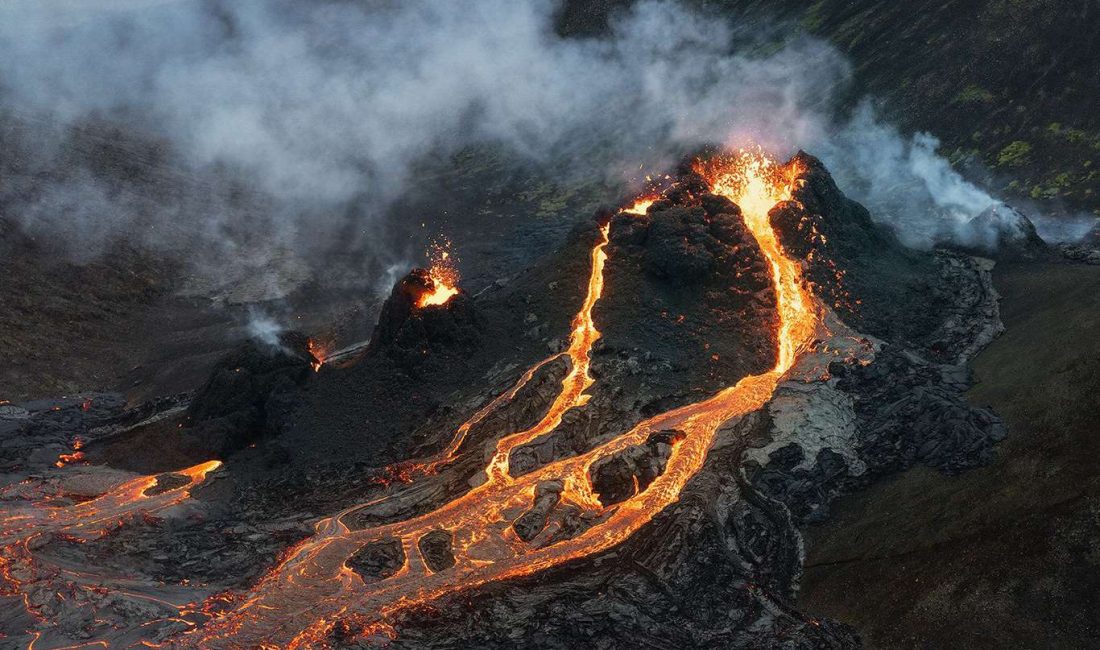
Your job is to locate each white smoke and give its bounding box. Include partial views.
[818,103,999,248]
[245,308,284,349]
[0,0,1026,278]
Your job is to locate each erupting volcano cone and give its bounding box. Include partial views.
[368,267,480,360]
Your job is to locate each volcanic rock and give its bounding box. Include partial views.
[347,537,407,583]
[589,430,679,506]
[367,268,481,363]
[1056,221,1100,264]
[512,480,564,542]
[143,472,191,496]
[1058,242,1100,264]
[181,330,315,457]
[957,203,1049,261]
[0,392,131,471]
[417,529,456,572]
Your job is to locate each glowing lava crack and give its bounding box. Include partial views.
[175,151,822,648]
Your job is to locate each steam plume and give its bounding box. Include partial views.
[0,0,1025,286]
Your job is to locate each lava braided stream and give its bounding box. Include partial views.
[177,151,821,648]
[0,151,820,649]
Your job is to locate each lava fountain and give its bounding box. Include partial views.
[416,239,461,309]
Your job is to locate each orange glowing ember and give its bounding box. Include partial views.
[306,338,329,372]
[55,439,86,468]
[622,195,657,215]
[416,239,460,308]
[176,150,822,648]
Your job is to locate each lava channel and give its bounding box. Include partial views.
[175,150,822,648]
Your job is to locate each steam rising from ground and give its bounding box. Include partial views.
[0,0,1015,283]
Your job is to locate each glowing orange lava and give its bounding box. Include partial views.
[623,195,658,215]
[54,439,86,468]
[1,461,222,646]
[1,461,221,547]
[176,150,821,648]
[307,338,329,372]
[416,240,460,308]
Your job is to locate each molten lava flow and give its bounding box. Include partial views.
[623,195,657,215]
[0,461,221,546]
[307,338,330,372]
[54,439,86,468]
[177,151,820,648]
[697,151,815,372]
[0,461,222,646]
[402,352,566,480]
[416,239,461,308]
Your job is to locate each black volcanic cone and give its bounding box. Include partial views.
[367,267,480,361]
[600,169,778,396]
[182,330,316,457]
[263,232,599,470]
[506,167,780,480]
[771,152,965,352]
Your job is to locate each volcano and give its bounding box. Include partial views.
[0,151,1009,648]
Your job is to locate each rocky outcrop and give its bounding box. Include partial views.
[512,480,564,541]
[368,268,481,363]
[181,331,316,457]
[417,530,456,572]
[1058,222,1100,264]
[963,203,1051,261]
[0,392,187,472]
[589,430,680,506]
[348,538,406,583]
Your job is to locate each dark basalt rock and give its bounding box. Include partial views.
[348,537,406,583]
[512,480,564,542]
[0,392,134,471]
[643,206,718,280]
[368,268,481,364]
[181,330,315,457]
[963,203,1050,261]
[841,347,1007,476]
[143,472,190,496]
[589,430,680,506]
[417,530,456,572]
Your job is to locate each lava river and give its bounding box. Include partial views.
[0,461,222,649]
[170,151,823,648]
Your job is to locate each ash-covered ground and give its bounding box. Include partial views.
[5,153,1085,648]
